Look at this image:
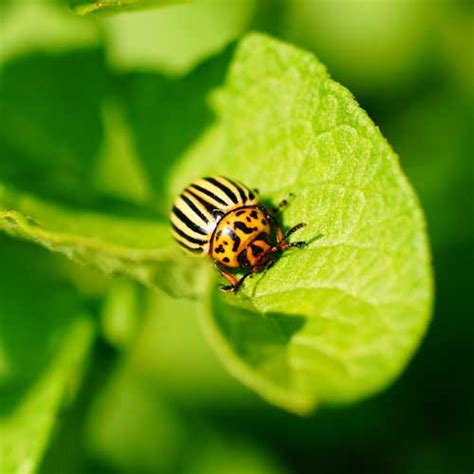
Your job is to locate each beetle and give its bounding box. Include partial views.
[170,176,306,292]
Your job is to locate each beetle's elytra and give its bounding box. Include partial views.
[171,176,306,292]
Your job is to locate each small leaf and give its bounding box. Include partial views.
[0,239,95,474]
[170,33,433,413]
[0,184,209,298]
[0,317,94,474]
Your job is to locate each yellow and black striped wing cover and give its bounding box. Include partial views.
[171,176,258,254]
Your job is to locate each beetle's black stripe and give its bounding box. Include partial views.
[205,177,238,204]
[188,190,218,215]
[172,223,208,245]
[181,194,209,224]
[175,238,204,253]
[172,206,207,235]
[237,248,250,268]
[234,221,257,234]
[251,243,264,257]
[228,178,248,203]
[191,184,227,206]
[228,228,241,252]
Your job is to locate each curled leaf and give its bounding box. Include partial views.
[170,33,433,413]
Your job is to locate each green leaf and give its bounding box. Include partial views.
[69,0,186,16]
[169,33,433,413]
[0,184,209,298]
[0,317,93,474]
[0,239,95,474]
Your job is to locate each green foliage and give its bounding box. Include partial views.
[0,0,449,471]
[0,31,432,416]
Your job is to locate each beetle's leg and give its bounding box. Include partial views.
[274,220,285,243]
[262,209,286,245]
[220,270,252,293]
[283,222,307,249]
[217,266,239,291]
[275,221,307,250]
[261,207,306,250]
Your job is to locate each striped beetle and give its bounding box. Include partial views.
[171,176,306,292]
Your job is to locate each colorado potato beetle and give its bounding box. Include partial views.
[171,176,306,292]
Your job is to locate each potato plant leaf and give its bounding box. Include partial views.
[0,318,93,474]
[169,33,433,413]
[0,317,93,474]
[0,184,209,298]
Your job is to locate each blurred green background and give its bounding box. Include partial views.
[0,0,472,473]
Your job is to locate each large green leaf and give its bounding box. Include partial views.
[168,33,433,413]
[0,184,208,298]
